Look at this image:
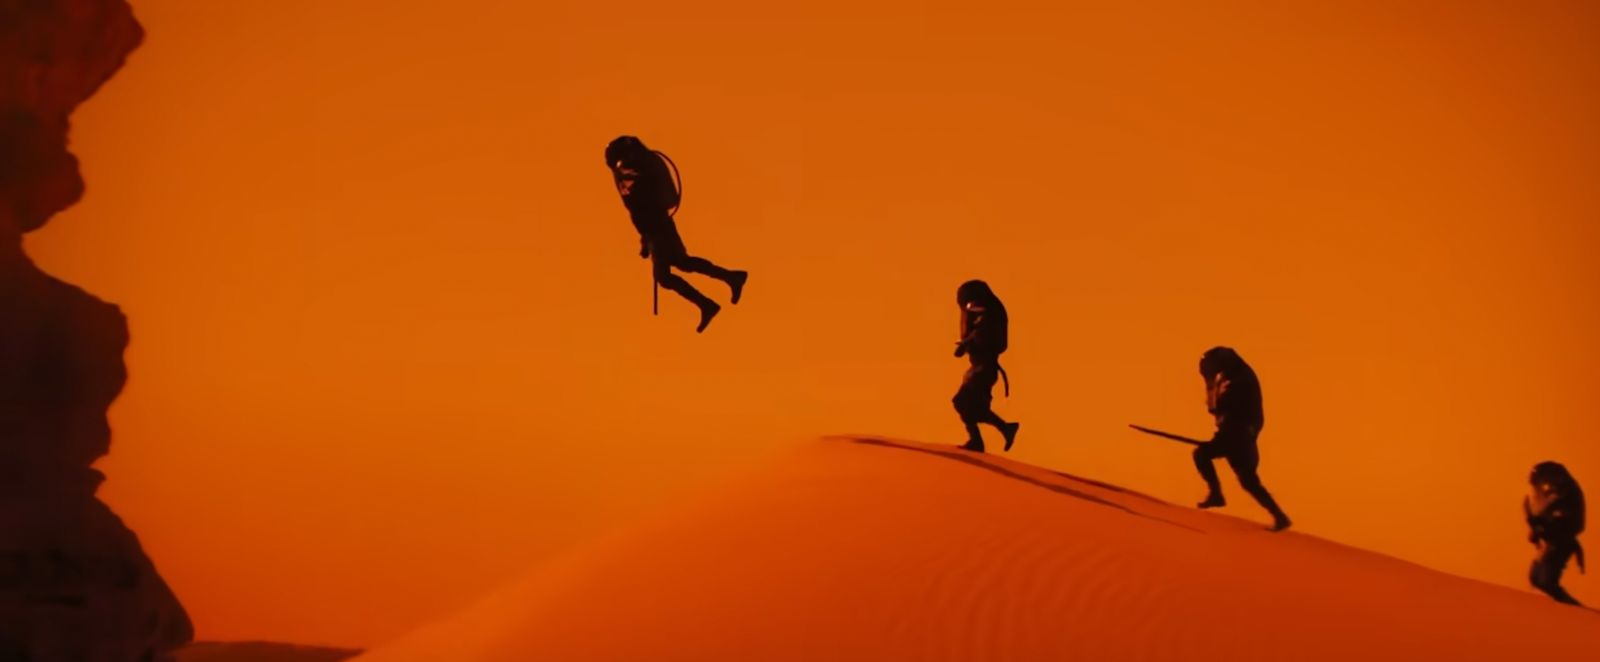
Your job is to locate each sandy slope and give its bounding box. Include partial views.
[361,437,1598,661]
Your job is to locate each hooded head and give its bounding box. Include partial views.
[1531,461,1577,493]
[1199,346,1244,380]
[956,279,997,308]
[605,135,649,170]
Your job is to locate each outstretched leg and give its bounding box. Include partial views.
[678,255,749,304]
[654,256,719,333]
[1192,443,1226,509]
[676,255,734,281]
[1226,445,1291,531]
[953,364,999,453]
[979,412,1020,452]
[1530,544,1582,605]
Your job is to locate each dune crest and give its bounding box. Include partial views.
[365,436,1596,660]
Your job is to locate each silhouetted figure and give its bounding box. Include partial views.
[952,280,1019,453]
[1525,461,1585,606]
[1192,347,1291,531]
[605,136,748,333]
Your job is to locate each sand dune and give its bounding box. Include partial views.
[361,437,1598,661]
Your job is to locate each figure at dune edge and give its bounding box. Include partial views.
[952,279,1019,453]
[1525,461,1585,606]
[605,135,747,333]
[1191,347,1291,532]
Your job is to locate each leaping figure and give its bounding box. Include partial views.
[605,136,748,333]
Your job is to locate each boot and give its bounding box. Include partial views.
[728,270,749,305]
[1268,513,1293,532]
[695,300,721,333]
[1001,422,1021,452]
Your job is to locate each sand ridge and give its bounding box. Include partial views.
[361,436,1599,661]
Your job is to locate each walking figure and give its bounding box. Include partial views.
[1192,347,1292,531]
[952,280,1019,453]
[1525,461,1585,605]
[605,136,748,332]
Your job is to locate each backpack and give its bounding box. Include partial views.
[648,149,683,217]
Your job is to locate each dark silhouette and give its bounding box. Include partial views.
[1525,461,1585,606]
[1192,347,1292,532]
[605,136,748,333]
[951,280,1019,453]
[1,2,191,658]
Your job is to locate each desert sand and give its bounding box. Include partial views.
[359,436,1599,661]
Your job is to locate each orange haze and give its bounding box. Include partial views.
[28,0,1600,649]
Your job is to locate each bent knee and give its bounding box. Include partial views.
[1530,565,1554,588]
[951,396,974,417]
[952,397,985,420]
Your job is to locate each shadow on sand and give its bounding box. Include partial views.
[1046,469,1173,506]
[840,436,1204,534]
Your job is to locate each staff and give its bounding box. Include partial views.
[1127,424,1206,446]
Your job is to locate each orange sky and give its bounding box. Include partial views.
[27,0,1600,649]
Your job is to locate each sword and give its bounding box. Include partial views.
[1127,424,1208,446]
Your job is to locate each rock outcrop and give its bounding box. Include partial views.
[1,1,192,659]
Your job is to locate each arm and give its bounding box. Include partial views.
[954,333,975,357]
[615,168,651,258]
[613,161,663,259]
[623,213,651,258]
[1205,374,1231,424]
[954,306,987,356]
[1543,498,1582,540]
[1526,496,1543,545]
[612,165,640,197]
[1526,492,1584,542]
